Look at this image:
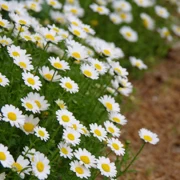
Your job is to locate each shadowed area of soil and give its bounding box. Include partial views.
[121,45,180,180]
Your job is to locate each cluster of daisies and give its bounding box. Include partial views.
[90,0,180,42]
[0,0,174,179]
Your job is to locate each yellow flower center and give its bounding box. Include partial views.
[62,115,70,122]
[73,30,81,37]
[71,9,77,14]
[94,129,101,136]
[114,67,122,75]
[72,52,81,59]
[0,21,5,27]
[112,143,120,150]
[75,167,84,174]
[105,102,113,111]
[50,0,56,6]
[65,82,73,89]
[82,128,88,134]
[95,64,102,70]
[144,135,152,142]
[83,27,89,32]
[38,130,45,137]
[19,20,27,25]
[7,112,17,121]
[62,34,68,39]
[36,161,44,172]
[23,123,35,132]
[27,78,35,85]
[80,156,90,164]
[103,49,111,56]
[120,13,127,20]
[30,3,37,10]
[53,62,62,69]
[35,100,41,108]
[0,152,6,160]
[1,4,9,11]
[26,103,33,109]
[67,133,75,140]
[45,34,55,41]
[12,51,20,57]
[143,19,149,28]
[72,21,78,26]
[126,32,132,37]
[101,164,110,172]
[108,127,115,133]
[135,61,141,67]
[19,62,27,69]
[164,31,170,37]
[0,39,9,45]
[24,35,32,41]
[112,117,120,123]
[72,124,77,130]
[12,162,23,172]
[83,70,92,77]
[44,73,53,81]
[97,7,103,13]
[0,78,2,83]
[61,147,68,155]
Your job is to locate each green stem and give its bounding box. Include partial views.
[116,142,146,178]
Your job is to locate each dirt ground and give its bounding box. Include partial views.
[120,45,180,180]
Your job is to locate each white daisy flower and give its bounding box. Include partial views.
[0,143,14,168]
[7,45,30,60]
[155,5,169,19]
[129,57,147,70]
[47,0,62,9]
[90,3,109,15]
[140,13,154,30]
[0,36,12,46]
[96,156,117,178]
[0,1,12,11]
[74,148,96,168]
[134,0,154,7]
[56,109,75,127]
[14,56,34,71]
[107,138,125,156]
[21,97,39,114]
[109,112,127,125]
[1,104,25,128]
[71,119,84,134]
[58,142,73,159]
[98,95,120,112]
[89,58,108,75]
[139,128,159,145]
[21,114,40,135]
[81,126,90,136]
[22,147,36,162]
[39,66,61,82]
[112,0,132,12]
[32,152,50,180]
[0,73,9,87]
[158,27,172,41]
[109,61,128,77]
[120,26,138,42]
[70,160,91,179]
[80,64,99,80]
[60,76,79,94]
[11,155,31,179]
[69,25,87,39]
[26,92,50,111]
[81,24,95,35]
[104,121,120,137]
[90,123,107,142]
[63,128,81,146]
[55,99,67,109]
[66,40,88,61]
[9,13,31,26]
[48,57,70,71]
[64,5,84,17]
[22,72,42,91]
[34,126,50,141]
[0,16,10,28]
[110,13,122,25]
[119,12,133,23]
[172,25,180,37]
